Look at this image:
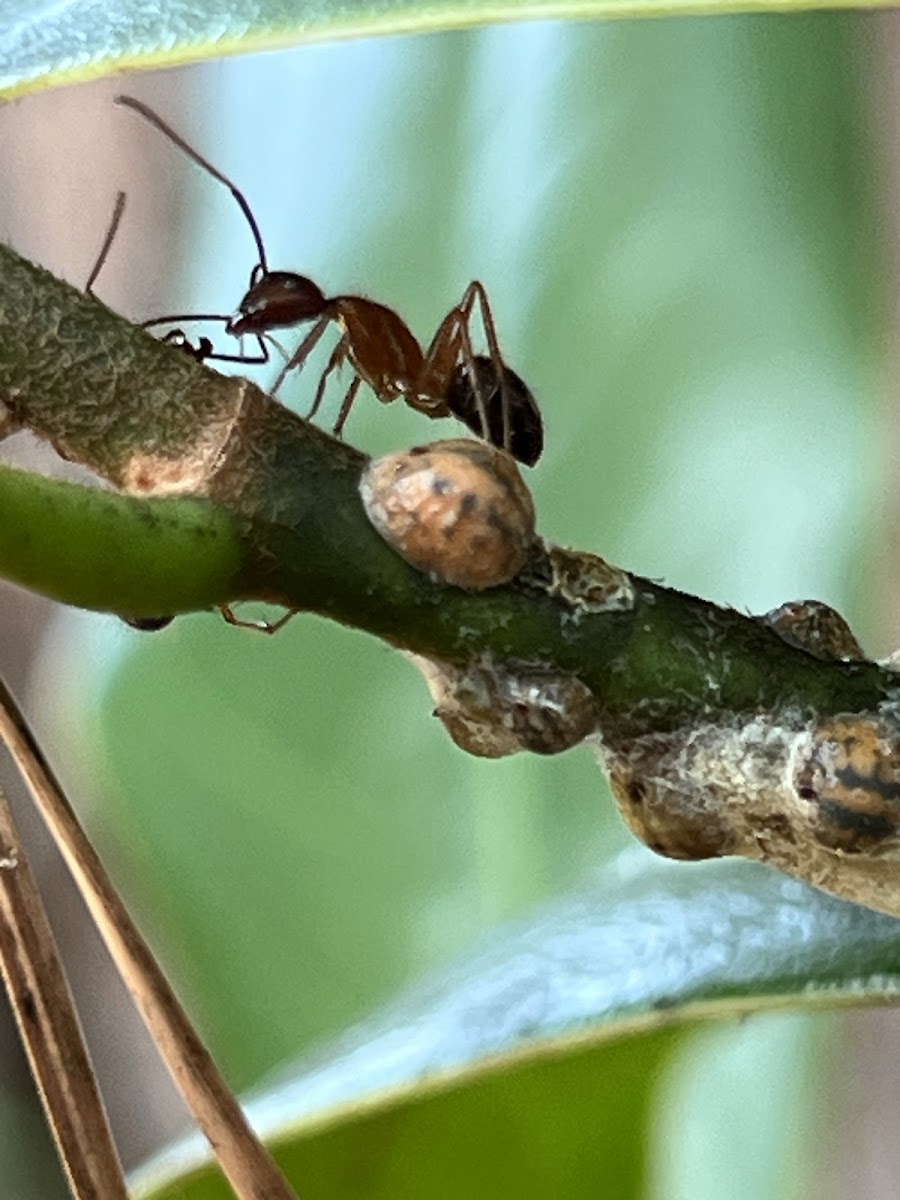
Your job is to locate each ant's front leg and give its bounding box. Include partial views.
[201,334,269,366]
[272,315,331,395]
[333,376,363,437]
[139,313,266,366]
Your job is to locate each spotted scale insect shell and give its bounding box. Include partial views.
[409,653,599,758]
[359,438,536,590]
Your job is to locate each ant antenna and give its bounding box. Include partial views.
[85,190,127,296]
[114,95,270,275]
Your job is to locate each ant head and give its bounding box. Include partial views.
[446,357,544,468]
[228,271,329,336]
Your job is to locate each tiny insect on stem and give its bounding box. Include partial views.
[113,96,544,469]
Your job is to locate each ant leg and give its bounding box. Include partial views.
[458,280,513,452]
[420,292,492,445]
[219,605,297,634]
[272,316,331,395]
[85,191,127,297]
[141,312,231,332]
[307,337,352,423]
[266,334,291,364]
[199,335,269,366]
[333,376,362,437]
[453,315,496,448]
[142,315,269,366]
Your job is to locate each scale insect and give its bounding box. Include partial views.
[115,96,544,467]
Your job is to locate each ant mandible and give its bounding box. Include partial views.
[115,96,544,467]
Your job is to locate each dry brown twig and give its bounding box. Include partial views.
[0,780,128,1200]
[0,676,298,1200]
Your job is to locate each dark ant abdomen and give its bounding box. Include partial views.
[446,357,543,468]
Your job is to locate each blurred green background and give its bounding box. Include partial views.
[2,10,896,1198]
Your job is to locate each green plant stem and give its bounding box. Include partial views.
[0,242,896,742]
[0,467,242,615]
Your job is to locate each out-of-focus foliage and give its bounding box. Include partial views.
[2,0,894,100]
[131,857,892,1199]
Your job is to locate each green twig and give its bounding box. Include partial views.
[0,243,895,733]
[6,242,900,919]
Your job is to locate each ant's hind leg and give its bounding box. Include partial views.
[455,318,497,451]
[459,281,503,360]
[219,605,297,635]
[459,280,515,453]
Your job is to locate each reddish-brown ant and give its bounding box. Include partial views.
[115,95,543,467]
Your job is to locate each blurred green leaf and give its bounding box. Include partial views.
[131,856,896,1199]
[1,0,898,99]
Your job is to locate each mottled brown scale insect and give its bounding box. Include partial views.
[115,96,543,466]
[360,439,536,590]
[763,599,865,662]
[411,654,598,758]
[520,543,636,619]
[797,717,900,855]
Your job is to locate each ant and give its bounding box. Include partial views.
[115,95,544,468]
